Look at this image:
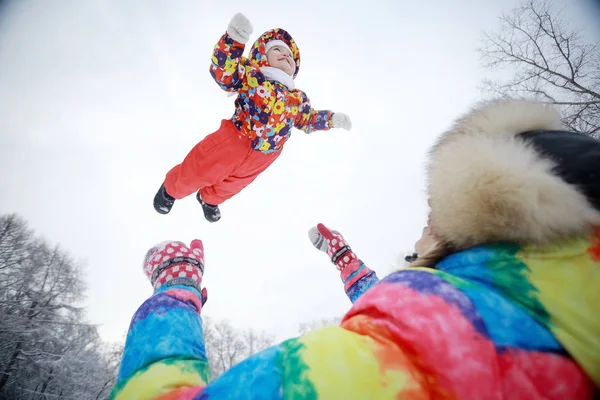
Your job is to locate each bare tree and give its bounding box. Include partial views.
[479,0,600,137]
[241,327,275,356]
[297,316,342,335]
[203,317,274,379]
[0,213,119,399]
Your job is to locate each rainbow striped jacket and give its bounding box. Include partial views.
[111,231,600,399]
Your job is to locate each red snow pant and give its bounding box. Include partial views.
[164,119,282,206]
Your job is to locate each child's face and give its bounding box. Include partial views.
[266,46,295,76]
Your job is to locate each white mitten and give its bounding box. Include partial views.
[227,13,253,44]
[332,113,352,130]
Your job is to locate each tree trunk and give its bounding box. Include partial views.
[0,301,37,393]
[0,339,22,392]
[94,379,111,400]
[39,366,54,396]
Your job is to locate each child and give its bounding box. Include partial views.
[153,13,352,222]
[113,99,599,399]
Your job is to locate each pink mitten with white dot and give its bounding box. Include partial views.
[309,223,378,301]
[308,223,358,271]
[143,239,208,305]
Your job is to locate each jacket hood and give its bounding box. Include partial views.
[426,99,600,250]
[249,28,301,78]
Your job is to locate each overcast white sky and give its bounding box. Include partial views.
[0,0,597,345]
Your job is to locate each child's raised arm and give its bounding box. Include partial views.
[294,91,352,134]
[209,13,254,92]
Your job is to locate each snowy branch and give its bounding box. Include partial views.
[0,213,119,399]
[479,0,600,136]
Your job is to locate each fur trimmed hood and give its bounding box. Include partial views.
[427,99,600,250]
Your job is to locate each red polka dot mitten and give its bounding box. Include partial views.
[309,223,357,270]
[143,239,208,305]
[309,223,378,300]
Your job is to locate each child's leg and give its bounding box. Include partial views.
[163,119,249,200]
[199,148,282,205]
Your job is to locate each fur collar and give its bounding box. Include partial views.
[427,99,600,249]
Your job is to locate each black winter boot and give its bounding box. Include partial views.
[153,183,176,214]
[196,191,221,223]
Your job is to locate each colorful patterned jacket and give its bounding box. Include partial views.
[110,231,600,399]
[209,28,334,154]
